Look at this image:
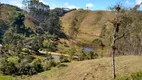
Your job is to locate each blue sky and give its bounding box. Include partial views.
[1,0,142,10]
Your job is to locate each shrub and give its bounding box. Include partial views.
[60,55,70,63]
[43,61,50,70]
[85,51,98,59]
[0,57,17,75]
[23,55,35,63]
[131,71,142,80]
[67,47,76,61]
[0,56,44,75]
[43,40,57,52]
[31,59,43,73]
[16,59,43,75]
[116,75,130,80]
[116,71,142,80]
[7,56,19,64]
[0,55,57,75]
[48,60,57,67]
[43,60,57,70]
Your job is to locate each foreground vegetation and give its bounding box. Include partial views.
[27,56,142,80]
[0,56,141,80]
[0,0,142,80]
[116,71,142,80]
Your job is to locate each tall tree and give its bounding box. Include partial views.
[68,18,79,39]
[110,5,121,79]
[22,0,50,23]
[3,28,24,55]
[11,13,32,36]
[109,3,142,79]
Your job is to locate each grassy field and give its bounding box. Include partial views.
[27,55,142,80]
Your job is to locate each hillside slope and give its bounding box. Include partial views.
[29,56,142,80]
[61,10,114,44]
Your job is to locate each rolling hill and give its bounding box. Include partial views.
[61,10,114,45]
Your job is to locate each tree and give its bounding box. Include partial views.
[40,14,61,34]
[67,47,76,61]
[92,38,105,57]
[30,35,44,54]
[3,28,24,55]
[68,18,79,39]
[11,13,32,36]
[109,3,142,79]
[115,5,142,56]
[40,11,66,38]
[75,46,85,61]
[0,20,8,43]
[22,0,50,23]
[30,33,58,54]
[51,8,67,17]
[110,5,121,79]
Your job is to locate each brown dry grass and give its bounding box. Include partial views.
[61,10,114,44]
[28,55,142,80]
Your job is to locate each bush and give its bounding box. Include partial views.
[43,61,50,70]
[43,40,57,52]
[116,71,142,80]
[0,57,17,75]
[0,56,44,75]
[116,76,130,80]
[60,55,70,63]
[7,56,19,64]
[131,71,142,80]
[85,51,98,59]
[67,47,76,61]
[16,59,43,75]
[0,55,58,75]
[48,60,57,67]
[43,60,57,70]
[30,59,43,73]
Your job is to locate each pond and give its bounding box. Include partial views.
[52,47,95,61]
[52,47,96,61]
[83,47,95,52]
[52,55,60,62]
[41,47,95,62]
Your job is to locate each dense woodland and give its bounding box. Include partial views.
[0,0,142,80]
[0,0,70,75]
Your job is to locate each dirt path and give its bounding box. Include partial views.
[39,51,69,57]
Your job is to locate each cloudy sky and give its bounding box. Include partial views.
[0,0,142,10]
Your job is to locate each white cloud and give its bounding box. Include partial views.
[50,4,57,9]
[39,0,48,5]
[86,3,94,8]
[9,0,22,8]
[15,4,22,8]
[136,0,142,5]
[63,2,78,9]
[125,0,134,5]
